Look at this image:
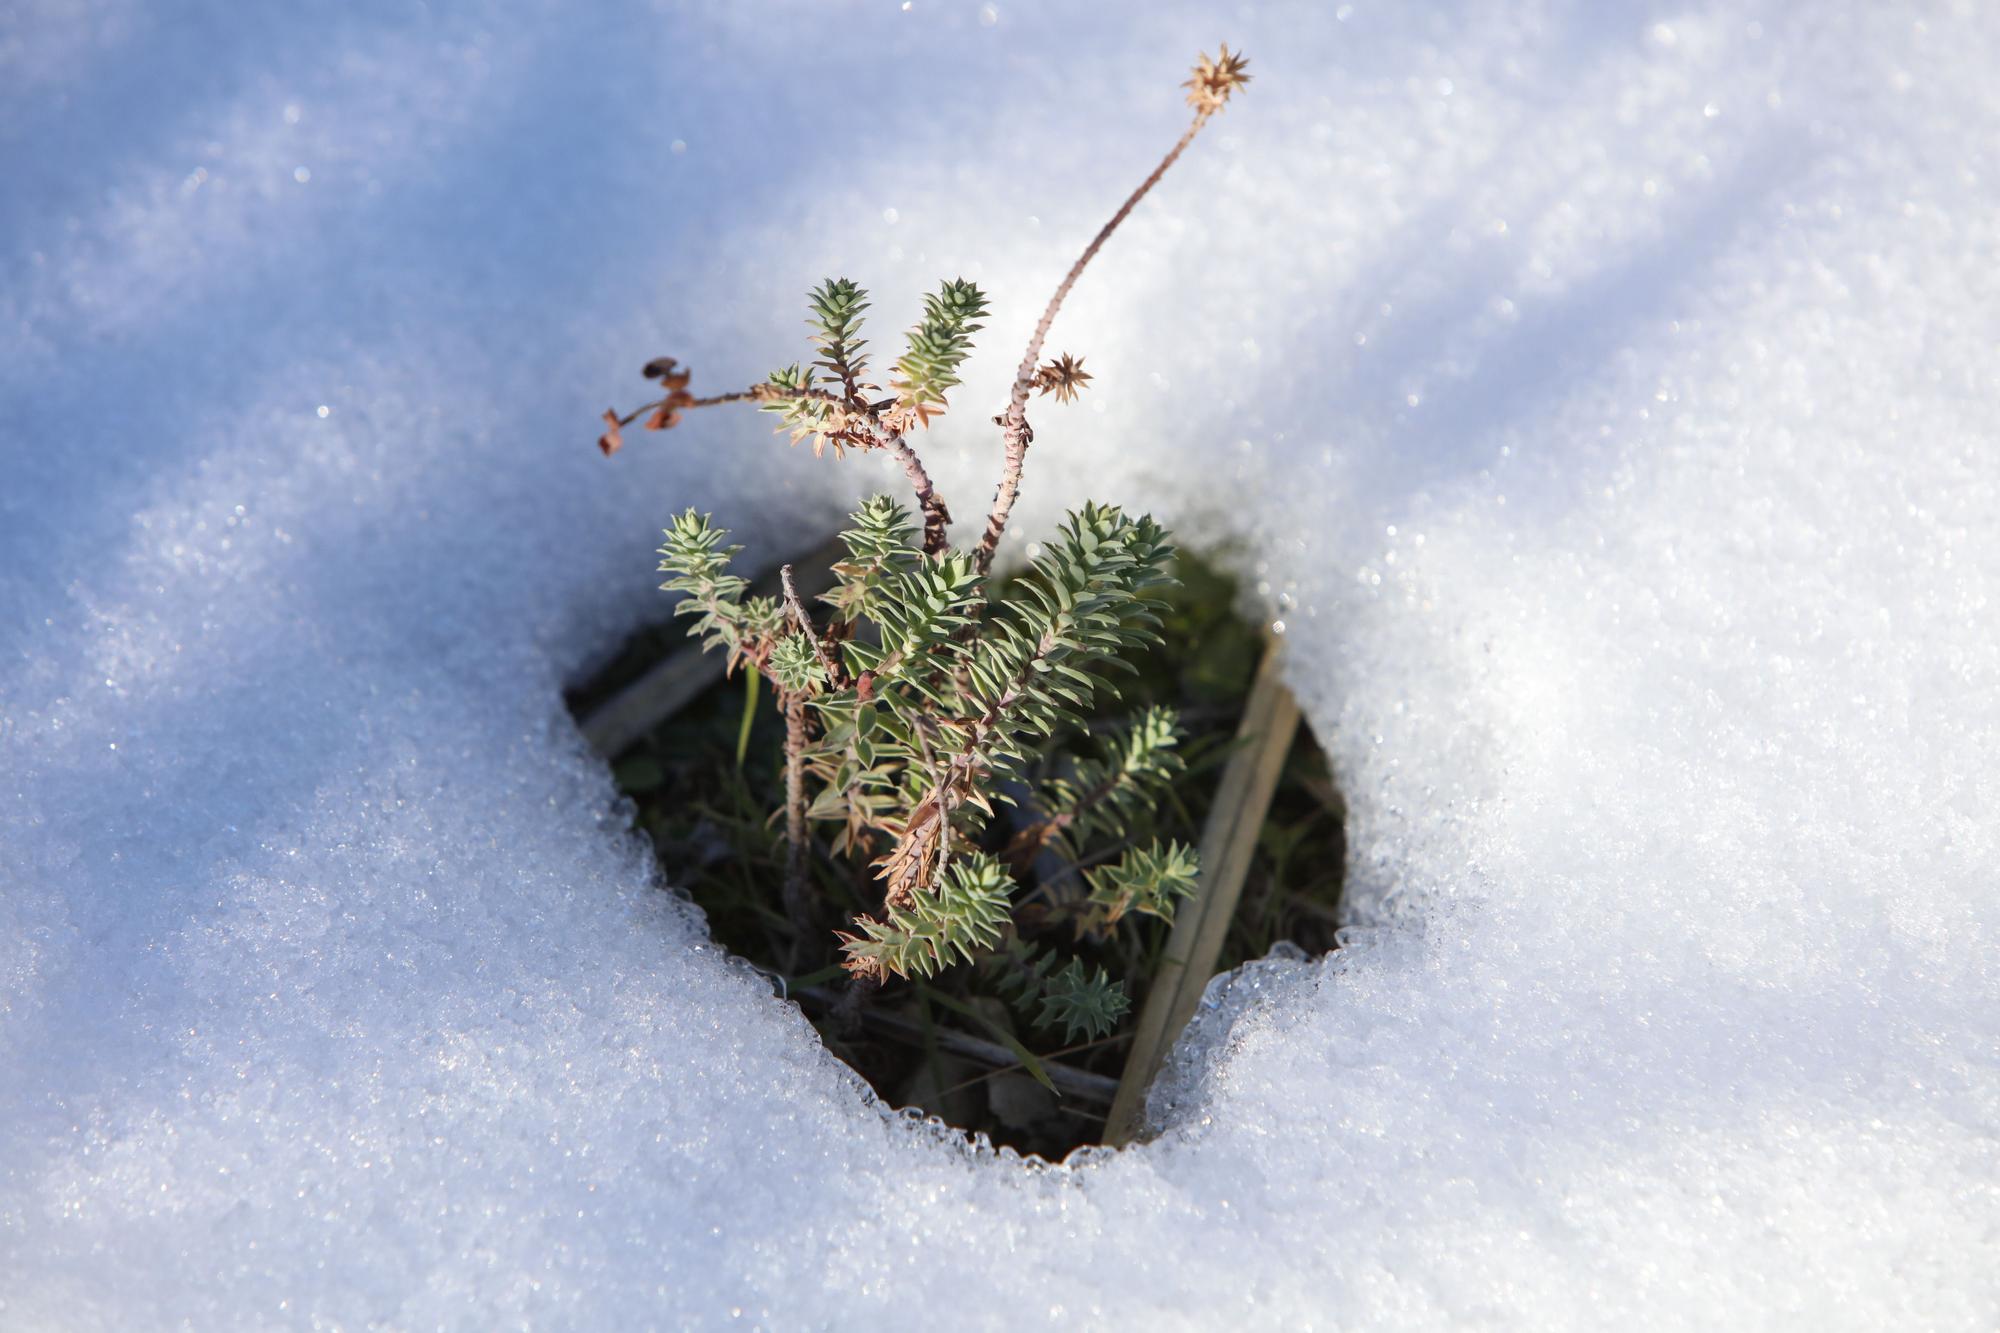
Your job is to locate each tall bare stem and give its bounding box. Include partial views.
[973,109,1215,574]
[781,691,812,966]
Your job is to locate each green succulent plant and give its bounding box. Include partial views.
[604,47,1255,1046]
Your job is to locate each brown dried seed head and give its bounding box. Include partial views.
[1184,44,1251,112]
[643,358,693,394]
[598,408,624,456]
[1035,352,1093,405]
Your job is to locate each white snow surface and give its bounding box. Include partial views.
[3,1,1997,1327]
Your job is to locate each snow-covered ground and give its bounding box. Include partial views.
[3,2,1996,1327]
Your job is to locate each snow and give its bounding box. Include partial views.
[4,1,1997,1326]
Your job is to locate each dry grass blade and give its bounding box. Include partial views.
[1103,638,1301,1145]
[793,986,1120,1106]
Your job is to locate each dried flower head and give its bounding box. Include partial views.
[1184,44,1251,113]
[1034,352,1093,405]
[642,356,692,391]
[634,358,697,432]
[598,408,624,456]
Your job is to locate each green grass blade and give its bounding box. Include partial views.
[735,668,759,768]
[917,982,1060,1098]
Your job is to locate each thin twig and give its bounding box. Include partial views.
[781,690,813,968]
[760,383,858,412]
[792,985,1121,1105]
[882,430,952,554]
[931,1030,1131,1105]
[614,380,869,431]
[611,387,765,428]
[776,565,833,967]
[1004,764,1126,870]
[1018,836,1134,909]
[974,109,1216,574]
[579,540,846,758]
[781,565,847,688]
[830,975,876,1039]
[615,377,951,553]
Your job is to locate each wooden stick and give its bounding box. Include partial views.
[1103,639,1301,1145]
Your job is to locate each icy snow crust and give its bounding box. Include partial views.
[3,1,1996,1326]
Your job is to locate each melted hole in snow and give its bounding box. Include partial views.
[565,549,1347,1161]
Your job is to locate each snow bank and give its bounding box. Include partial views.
[3,1,1995,1327]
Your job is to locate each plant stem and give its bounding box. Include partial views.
[792,986,1120,1106]
[882,430,952,554]
[1004,765,1125,869]
[830,974,876,1038]
[974,109,1214,574]
[613,387,765,428]
[616,378,951,550]
[782,690,813,966]
[931,1030,1130,1104]
[619,380,878,431]
[781,564,846,688]
[1019,835,1133,908]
